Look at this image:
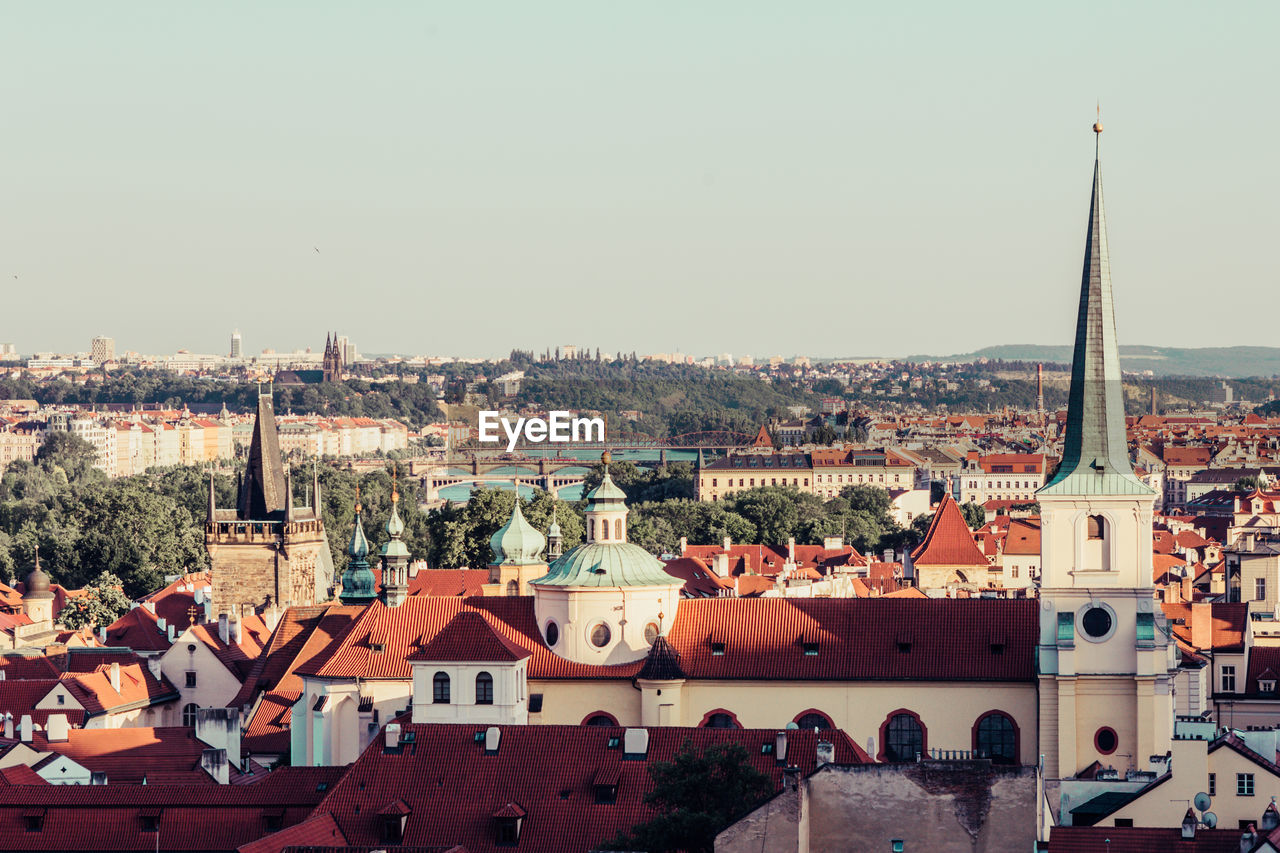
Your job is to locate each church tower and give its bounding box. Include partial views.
[206,387,331,615]
[1036,119,1177,781]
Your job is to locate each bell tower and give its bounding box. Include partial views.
[1036,117,1176,781]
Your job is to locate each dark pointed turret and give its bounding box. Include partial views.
[1040,119,1150,497]
[238,386,290,519]
[340,487,377,606]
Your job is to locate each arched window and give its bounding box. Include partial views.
[182,703,198,727]
[614,519,623,540]
[794,710,834,731]
[880,710,925,762]
[1087,515,1105,540]
[588,519,596,541]
[505,580,519,596]
[700,709,741,729]
[433,672,450,704]
[476,672,494,705]
[600,519,609,540]
[973,712,1018,765]
[583,713,618,726]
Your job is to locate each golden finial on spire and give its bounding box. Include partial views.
[1093,101,1103,134]
[391,467,399,503]
[601,450,612,465]
[354,484,362,514]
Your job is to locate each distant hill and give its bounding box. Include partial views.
[900,345,1280,378]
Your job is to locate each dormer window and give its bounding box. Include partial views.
[1261,680,1277,694]
[493,803,526,846]
[23,809,44,832]
[896,634,913,654]
[711,642,726,656]
[593,767,620,804]
[803,642,819,656]
[139,809,162,833]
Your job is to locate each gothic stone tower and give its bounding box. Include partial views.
[206,389,330,615]
[1036,121,1177,781]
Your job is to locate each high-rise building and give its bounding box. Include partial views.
[230,330,243,359]
[336,335,356,365]
[90,336,115,364]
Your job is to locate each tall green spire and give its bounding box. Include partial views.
[340,486,377,605]
[1040,120,1150,497]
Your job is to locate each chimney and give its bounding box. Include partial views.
[167,624,176,642]
[816,740,835,767]
[156,617,166,632]
[98,626,107,644]
[679,536,687,555]
[1261,798,1279,832]
[385,722,402,751]
[3,713,11,739]
[623,728,649,758]
[90,771,108,785]
[46,714,69,743]
[109,662,120,693]
[787,537,796,562]
[722,536,732,552]
[1241,825,1257,853]
[1191,602,1212,650]
[218,613,229,645]
[18,715,32,742]
[195,708,241,769]
[712,552,730,579]
[146,657,161,679]
[194,588,204,605]
[775,731,788,764]
[782,765,800,791]
[229,615,242,645]
[143,600,156,614]
[485,726,501,754]
[200,748,229,784]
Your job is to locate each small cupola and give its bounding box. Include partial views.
[584,452,629,544]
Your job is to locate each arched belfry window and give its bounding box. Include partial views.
[614,519,622,540]
[1087,515,1105,540]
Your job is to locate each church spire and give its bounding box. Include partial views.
[238,385,290,519]
[1040,117,1149,497]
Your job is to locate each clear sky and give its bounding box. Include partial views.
[3,2,1277,360]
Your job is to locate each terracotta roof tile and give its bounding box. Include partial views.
[409,612,530,663]
[910,494,989,567]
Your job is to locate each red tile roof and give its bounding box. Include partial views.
[660,557,733,597]
[310,723,867,853]
[409,612,530,663]
[189,615,272,680]
[29,726,217,785]
[910,494,989,567]
[409,569,489,598]
[1045,826,1245,852]
[104,607,171,653]
[0,769,335,851]
[1161,602,1248,653]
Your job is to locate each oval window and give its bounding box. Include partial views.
[644,622,659,646]
[1095,726,1118,755]
[545,621,559,647]
[1081,607,1112,639]
[591,622,611,648]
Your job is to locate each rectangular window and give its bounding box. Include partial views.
[1222,665,1236,692]
[1208,773,1216,796]
[1113,819,1133,827]
[1256,577,1267,601]
[56,694,65,705]
[1238,773,1255,796]
[529,693,543,713]
[185,671,197,688]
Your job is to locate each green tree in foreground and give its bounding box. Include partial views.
[601,739,773,853]
[58,572,132,630]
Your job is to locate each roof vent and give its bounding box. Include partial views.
[816,740,835,767]
[485,726,501,755]
[622,727,649,760]
[775,731,789,764]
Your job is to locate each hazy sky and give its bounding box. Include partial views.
[3,2,1277,360]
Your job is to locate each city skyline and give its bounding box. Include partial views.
[4,3,1278,358]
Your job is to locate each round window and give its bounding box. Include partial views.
[1081,607,1112,639]
[643,622,660,646]
[590,622,611,648]
[1095,726,1118,755]
[545,621,559,647]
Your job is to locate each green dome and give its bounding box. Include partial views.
[341,510,377,604]
[489,501,546,565]
[530,541,677,588]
